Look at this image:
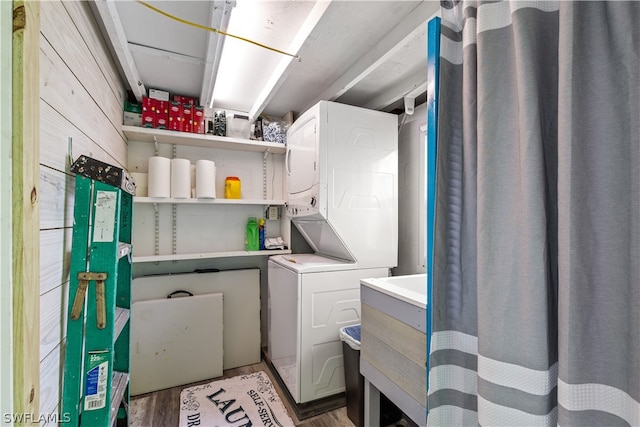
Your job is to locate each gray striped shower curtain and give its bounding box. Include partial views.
[428,1,639,426]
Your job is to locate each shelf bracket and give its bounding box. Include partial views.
[172,204,177,259]
[153,203,159,256]
[153,136,158,156]
[171,144,178,261]
[262,151,269,200]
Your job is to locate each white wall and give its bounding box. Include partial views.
[38,1,126,421]
[393,102,427,276]
[1,1,13,423]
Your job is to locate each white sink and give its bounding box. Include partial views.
[360,273,426,309]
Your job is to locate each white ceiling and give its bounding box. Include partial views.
[92,0,440,121]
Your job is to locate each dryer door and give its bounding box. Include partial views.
[286,114,318,196]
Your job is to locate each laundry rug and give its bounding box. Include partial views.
[179,371,295,427]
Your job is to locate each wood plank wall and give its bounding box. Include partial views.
[38,1,126,420]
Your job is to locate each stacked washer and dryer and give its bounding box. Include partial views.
[268,101,398,405]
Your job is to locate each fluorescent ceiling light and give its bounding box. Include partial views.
[248,0,331,120]
[202,0,235,108]
[212,0,321,115]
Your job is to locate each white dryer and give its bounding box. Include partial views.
[285,100,398,269]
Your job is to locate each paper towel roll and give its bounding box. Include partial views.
[196,160,217,199]
[171,158,192,198]
[130,172,148,197]
[148,157,171,198]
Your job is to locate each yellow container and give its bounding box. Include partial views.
[224,176,241,199]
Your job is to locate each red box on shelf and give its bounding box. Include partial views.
[156,100,169,129]
[142,97,156,128]
[192,106,205,134]
[181,103,194,133]
[168,101,182,132]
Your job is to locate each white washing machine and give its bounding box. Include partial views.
[268,253,388,404]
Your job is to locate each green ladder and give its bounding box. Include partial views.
[62,156,135,426]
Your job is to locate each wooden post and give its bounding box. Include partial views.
[12,0,40,422]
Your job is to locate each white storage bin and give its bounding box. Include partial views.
[226,113,251,139]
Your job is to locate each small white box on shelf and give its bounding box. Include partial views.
[124,111,142,127]
[149,88,169,101]
[226,113,251,139]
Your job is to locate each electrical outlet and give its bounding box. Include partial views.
[267,206,279,220]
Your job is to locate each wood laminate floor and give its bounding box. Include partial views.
[129,361,354,427]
